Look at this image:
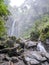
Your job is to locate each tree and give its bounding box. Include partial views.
[0,0,9,37]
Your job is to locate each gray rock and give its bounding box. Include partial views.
[23,51,46,62]
[0,62,10,65]
[0,47,17,54]
[42,62,49,65]
[14,61,25,65]
[11,57,19,63]
[24,56,39,65]
[41,52,49,59]
[6,40,14,47]
[25,41,37,48]
[31,51,46,62]
[30,59,39,65]
[45,53,49,59]
[46,39,49,44]
[0,54,5,63]
[14,44,20,48]
[3,55,11,61]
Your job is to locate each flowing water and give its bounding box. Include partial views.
[37,41,46,53]
[11,20,16,36]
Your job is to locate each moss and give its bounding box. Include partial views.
[40,25,49,42]
[30,14,49,41]
[30,30,40,41]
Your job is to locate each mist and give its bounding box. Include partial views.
[5,0,49,38]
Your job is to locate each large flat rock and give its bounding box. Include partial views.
[23,51,47,65]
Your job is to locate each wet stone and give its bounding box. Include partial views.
[24,56,39,65]
[25,41,37,48]
[0,62,10,65]
[11,57,19,63]
[23,51,47,62]
[14,61,25,65]
[41,61,49,65]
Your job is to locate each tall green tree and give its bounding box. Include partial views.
[0,0,9,37]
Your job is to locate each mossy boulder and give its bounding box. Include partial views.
[8,36,17,42]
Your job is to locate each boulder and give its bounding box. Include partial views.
[41,61,49,65]
[23,56,39,65]
[0,54,5,63]
[11,57,19,63]
[16,48,24,56]
[5,40,14,47]
[23,50,47,65]
[46,39,49,44]
[41,52,49,62]
[9,36,16,41]
[18,38,27,48]
[25,41,37,48]
[0,47,18,57]
[14,61,25,65]
[14,44,20,48]
[30,59,39,65]
[3,55,11,61]
[0,61,15,65]
[30,51,46,62]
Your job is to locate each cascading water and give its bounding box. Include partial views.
[11,20,16,36]
[37,41,46,53]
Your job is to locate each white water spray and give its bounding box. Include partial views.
[37,41,46,53]
[11,20,16,36]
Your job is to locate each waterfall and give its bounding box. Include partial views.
[37,41,46,53]
[11,20,16,36]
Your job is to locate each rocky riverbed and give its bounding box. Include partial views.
[0,37,49,65]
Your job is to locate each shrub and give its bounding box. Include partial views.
[30,14,49,41]
[30,29,40,41]
[40,24,49,42]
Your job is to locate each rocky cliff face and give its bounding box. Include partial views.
[0,37,49,65]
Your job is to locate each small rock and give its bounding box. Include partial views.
[46,39,49,44]
[11,57,19,63]
[14,44,20,48]
[3,55,11,61]
[25,41,37,48]
[0,54,5,62]
[30,59,39,65]
[14,61,25,65]
[0,62,10,65]
[24,56,39,65]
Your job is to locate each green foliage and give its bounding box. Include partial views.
[30,28,40,41]
[30,14,49,41]
[0,17,6,37]
[0,1,9,16]
[0,0,9,37]
[40,24,49,42]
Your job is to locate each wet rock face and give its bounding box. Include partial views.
[0,37,49,65]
